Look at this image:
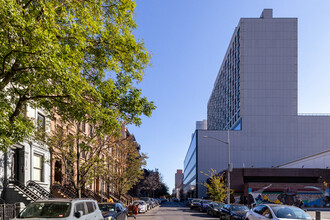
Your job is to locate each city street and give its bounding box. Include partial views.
[134,202,330,220]
[134,202,214,220]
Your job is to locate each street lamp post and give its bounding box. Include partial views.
[203,130,231,204]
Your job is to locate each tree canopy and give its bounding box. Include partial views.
[0,0,155,151]
[49,121,147,198]
[201,169,232,202]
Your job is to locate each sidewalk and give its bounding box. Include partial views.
[307,210,330,220]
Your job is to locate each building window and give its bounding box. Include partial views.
[81,142,86,159]
[33,154,44,182]
[81,122,85,132]
[89,125,92,137]
[233,119,242,131]
[37,113,45,131]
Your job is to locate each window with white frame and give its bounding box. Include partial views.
[37,113,46,131]
[33,154,44,182]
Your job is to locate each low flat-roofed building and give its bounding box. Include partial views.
[218,168,330,207]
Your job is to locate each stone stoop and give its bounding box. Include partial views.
[3,185,32,206]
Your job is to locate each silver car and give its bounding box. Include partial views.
[13,198,103,220]
[246,204,312,220]
[133,200,147,213]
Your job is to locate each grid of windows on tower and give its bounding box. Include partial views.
[208,28,241,131]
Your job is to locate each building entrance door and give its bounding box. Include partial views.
[13,147,25,183]
[54,160,62,184]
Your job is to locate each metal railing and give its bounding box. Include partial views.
[26,180,54,199]
[7,178,40,201]
[52,183,77,199]
[51,183,109,202]
[82,188,103,202]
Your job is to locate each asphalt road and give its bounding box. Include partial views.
[134,202,214,220]
[133,202,330,220]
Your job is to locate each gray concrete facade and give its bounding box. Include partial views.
[184,9,330,198]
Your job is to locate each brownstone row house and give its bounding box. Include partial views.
[50,115,139,204]
[1,105,140,206]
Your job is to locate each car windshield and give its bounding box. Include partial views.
[133,201,145,205]
[98,204,115,213]
[18,202,71,218]
[231,205,249,211]
[271,206,311,219]
[213,203,222,208]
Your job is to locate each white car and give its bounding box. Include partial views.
[133,200,147,213]
[245,204,313,220]
[13,198,104,220]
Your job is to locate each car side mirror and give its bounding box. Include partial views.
[74,211,83,218]
[265,213,270,218]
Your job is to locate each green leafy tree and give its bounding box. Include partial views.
[105,137,147,199]
[49,121,112,198]
[201,169,232,202]
[48,118,147,199]
[0,0,155,151]
[154,182,169,198]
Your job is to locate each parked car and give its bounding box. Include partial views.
[245,204,313,220]
[160,198,167,204]
[199,200,212,212]
[133,200,148,213]
[190,199,202,210]
[207,202,224,217]
[98,202,127,220]
[140,197,152,210]
[153,198,160,206]
[220,204,249,220]
[186,198,193,207]
[13,198,103,220]
[173,198,179,202]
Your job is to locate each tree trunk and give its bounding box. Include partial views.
[77,122,81,198]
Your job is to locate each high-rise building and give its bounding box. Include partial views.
[196,120,207,130]
[184,9,330,198]
[175,169,184,199]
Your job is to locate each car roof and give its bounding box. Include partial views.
[33,198,97,203]
[265,204,294,208]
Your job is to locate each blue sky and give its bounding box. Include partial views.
[128,0,330,191]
